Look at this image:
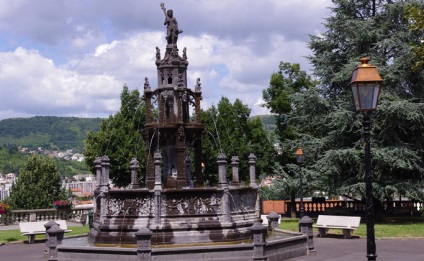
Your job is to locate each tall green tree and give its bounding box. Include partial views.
[201,97,276,185]
[7,155,65,210]
[84,85,146,187]
[263,0,424,205]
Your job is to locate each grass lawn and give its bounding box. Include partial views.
[279,217,424,238]
[0,225,90,244]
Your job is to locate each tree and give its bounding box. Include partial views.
[84,85,146,187]
[201,97,276,185]
[7,154,66,210]
[262,0,424,207]
[405,5,424,70]
[309,0,424,101]
[304,0,424,202]
[262,62,318,147]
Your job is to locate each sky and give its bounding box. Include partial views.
[0,0,333,120]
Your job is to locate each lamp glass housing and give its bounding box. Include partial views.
[295,147,304,164]
[350,82,380,111]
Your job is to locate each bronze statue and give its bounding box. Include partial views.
[160,3,183,45]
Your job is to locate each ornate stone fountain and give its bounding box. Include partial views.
[49,4,309,260]
[87,3,259,246]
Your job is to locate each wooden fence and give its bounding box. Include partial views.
[261,199,423,218]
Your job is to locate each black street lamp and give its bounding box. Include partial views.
[295,147,305,219]
[349,57,383,261]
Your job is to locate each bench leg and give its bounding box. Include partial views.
[28,235,35,244]
[318,228,328,238]
[343,229,352,239]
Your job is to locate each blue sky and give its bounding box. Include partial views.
[0,0,332,120]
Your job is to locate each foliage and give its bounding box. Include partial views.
[0,116,102,151]
[309,0,424,101]
[84,85,146,187]
[7,155,66,210]
[262,0,424,204]
[405,5,424,70]
[201,97,276,185]
[0,201,11,214]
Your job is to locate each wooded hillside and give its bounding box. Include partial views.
[0,116,102,151]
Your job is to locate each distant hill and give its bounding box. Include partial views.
[0,116,102,152]
[249,114,277,134]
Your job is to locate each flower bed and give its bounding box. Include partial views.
[0,202,10,214]
[53,200,72,209]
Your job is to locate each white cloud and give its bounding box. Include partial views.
[0,0,333,120]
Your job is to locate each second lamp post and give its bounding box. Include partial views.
[295,147,305,218]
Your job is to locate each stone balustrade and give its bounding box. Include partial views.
[0,207,92,225]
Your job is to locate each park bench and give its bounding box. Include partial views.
[19,220,72,243]
[313,215,361,239]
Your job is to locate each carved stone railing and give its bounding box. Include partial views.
[0,207,93,225]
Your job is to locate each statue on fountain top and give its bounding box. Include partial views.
[160,3,183,46]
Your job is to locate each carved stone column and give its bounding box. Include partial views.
[94,157,102,190]
[154,151,163,226]
[194,139,203,186]
[299,215,315,254]
[266,212,280,230]
[101,156,110,192]
[248,153,258,188]
[46,224,64,261]
[231,156,240,186]
[185,155,193,187]
[135,227,153,261]
[130,158,140,189]
[217,153,228,188]
[44,221,59,258]
[249,222,267,261]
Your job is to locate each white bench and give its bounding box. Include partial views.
[19,220,72,243]
[313,215,361,239]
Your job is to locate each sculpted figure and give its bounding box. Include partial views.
[160,3,183,45]
[156,47,161,61]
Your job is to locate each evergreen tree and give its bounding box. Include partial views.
[263,0,424,204]
[84,85,146,187]
[7,154,65,210]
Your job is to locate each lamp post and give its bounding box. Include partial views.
[295,147,305,219]
[349,57,382,261]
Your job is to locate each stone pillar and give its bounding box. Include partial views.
[154,151,163,226]
[135,227,153,261]
[194,139,203,186]
[299,215,315,254]
[249,153,258,188]
[144,91,152,124]
[266,212,280,230]
[217,153,228,188]
[46,224,65,261]
[130,158,140,189]
[249,222,267,261]
[231,156,240,186]
[44,221,59,257]
[185,155,193,187]
[94,157,102,190]
[101,156,110,192]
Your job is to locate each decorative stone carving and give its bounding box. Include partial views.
[162,193,221,215]
[144,77,151,91]
[160,3,183,46]
[195,78,202,92]
[230,191,257,213]
[156,47,161,61]
[106,197,152,216]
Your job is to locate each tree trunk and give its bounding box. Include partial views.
[290,191,297,218]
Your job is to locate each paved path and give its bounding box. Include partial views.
[1,236,424,260]
[287,237,424,261]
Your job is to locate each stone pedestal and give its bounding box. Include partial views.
[299,215,315,253]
